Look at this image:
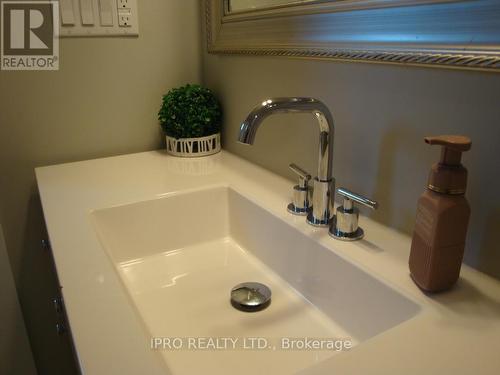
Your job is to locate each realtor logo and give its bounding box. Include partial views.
[1,1,59,70]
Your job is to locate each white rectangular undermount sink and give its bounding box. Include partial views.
[91,186,420,375]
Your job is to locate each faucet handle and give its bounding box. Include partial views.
[336,188,378,210]
[287,163,311,216]
[329,187,378,241]
[289,163,311,188]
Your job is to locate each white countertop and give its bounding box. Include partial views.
[36,150,500,375]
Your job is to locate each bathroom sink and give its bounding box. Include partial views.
[91,186,420,375]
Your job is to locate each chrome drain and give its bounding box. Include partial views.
[230,282,271,312]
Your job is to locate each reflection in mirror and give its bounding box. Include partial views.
[227,0,316,13]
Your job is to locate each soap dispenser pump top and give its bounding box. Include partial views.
[424,135,472,195]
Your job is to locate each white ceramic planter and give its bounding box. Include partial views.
[165,133,221,157]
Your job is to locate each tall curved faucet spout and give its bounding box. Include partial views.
[238,97,335,181]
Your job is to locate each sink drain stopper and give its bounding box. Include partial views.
[230,282,271,312]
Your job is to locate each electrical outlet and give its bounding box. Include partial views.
[117,0,132,28]
[117,0,131,9]
[118,12,131,27]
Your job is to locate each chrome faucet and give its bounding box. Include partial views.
[238,97,335,227]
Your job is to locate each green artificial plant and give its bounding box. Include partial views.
[158,84,222,139]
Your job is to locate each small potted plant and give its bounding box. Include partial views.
[158,84,222,157]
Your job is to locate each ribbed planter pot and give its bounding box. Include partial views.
[165,133,221,157]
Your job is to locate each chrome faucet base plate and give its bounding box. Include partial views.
[287,203,309,216]
[329,227,364,241]
[306,211,330,227]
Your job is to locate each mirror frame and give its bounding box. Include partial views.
[205,0,500,72]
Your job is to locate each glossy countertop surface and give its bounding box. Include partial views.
[35,150,500,375]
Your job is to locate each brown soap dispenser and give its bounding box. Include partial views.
[409,135,472,293]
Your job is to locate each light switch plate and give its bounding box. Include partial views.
[59,0,139,37]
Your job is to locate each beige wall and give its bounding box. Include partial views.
[0,1,202,373]
[203,53,500,280]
